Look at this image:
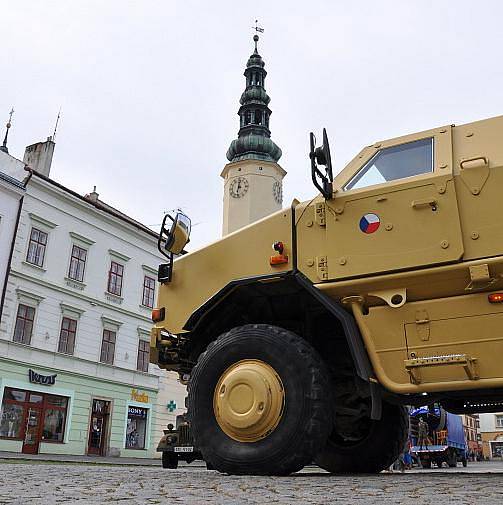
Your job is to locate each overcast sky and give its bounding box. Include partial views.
[2,0,503,248]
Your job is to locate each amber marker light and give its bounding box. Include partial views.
[152,307,166,322]
[488,293,503,303]
[270,241,289,265]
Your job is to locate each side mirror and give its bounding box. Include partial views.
[165,212,191,255]
[157,212,191,284]
[309,128,334,199]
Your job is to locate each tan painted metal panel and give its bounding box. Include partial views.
[155,208,293,335]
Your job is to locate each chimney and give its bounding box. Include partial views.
[23,136,55,177]
[88,186,99,203]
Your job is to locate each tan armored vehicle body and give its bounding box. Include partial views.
[151,115,503,475]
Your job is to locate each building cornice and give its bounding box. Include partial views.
[0,339,159,391]
[10,268,152,323]
[27,173,162,248]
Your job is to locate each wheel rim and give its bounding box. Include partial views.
[213,359,285,442]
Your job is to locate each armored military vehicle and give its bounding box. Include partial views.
[151,115,503,475]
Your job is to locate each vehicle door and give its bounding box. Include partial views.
[325,126,463,280]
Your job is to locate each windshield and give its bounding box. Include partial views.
[343,137,433,191]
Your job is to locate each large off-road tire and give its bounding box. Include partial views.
[188,324,332,475]
[162,451,178,469]
[314,401,408,473]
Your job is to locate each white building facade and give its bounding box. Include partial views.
[0,167,25,303]
[0,144,185,458]
[479,412,503,459]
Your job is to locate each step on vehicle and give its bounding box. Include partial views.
[151,115,503,475]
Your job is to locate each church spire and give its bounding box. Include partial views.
[226,34,282,163]
[0,108,14,154]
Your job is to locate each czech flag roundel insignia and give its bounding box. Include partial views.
[359,213,380,234]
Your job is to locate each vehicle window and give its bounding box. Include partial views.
[343,138,433,191]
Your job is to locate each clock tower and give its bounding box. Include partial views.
[221,34,286,236]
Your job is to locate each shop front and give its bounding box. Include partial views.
[0,385,71,454]
[0,358,158,458]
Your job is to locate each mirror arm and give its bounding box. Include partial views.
[310,132,333,200]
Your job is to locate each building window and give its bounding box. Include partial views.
[137,340,150,372]
[13,304,35,344]
[496,415,503,428]
[42,395,68,442]
[126,406,148,449]
[142,276,155,308]
[100,329,116,365]
[68,245,87,282]
[107,261,123,296]
[26,228,48,267]
[0,388,68,443]
[58,317,77,354]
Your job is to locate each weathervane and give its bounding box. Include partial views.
[0,107,14,154]
[252,20,264,34]
[252,20,264,51]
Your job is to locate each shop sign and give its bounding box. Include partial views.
[131,389,149,403]
[29,369,57,386]
[128,406,148,418]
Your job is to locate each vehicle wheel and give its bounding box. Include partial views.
[162,451,178,469]
[188,324,332,476]
[447,449,457,468]
[420,458,432,469]
[315,401,408,473]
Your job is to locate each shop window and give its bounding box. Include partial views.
[126,406,148,449]
[13,304,35,344]
[496,415,503,428]
[137,340,150,372]
[0,404,24,438]
[0,388,68,443]
[58,317,77,355]
[26,227,48,267]
[42,396,68,443]
[68,245,87,282]
[107,261,124,296]
[142,276,155,308]
[100,329,116,365]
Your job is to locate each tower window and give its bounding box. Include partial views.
[255,110,262,125]
[245,110,252,125]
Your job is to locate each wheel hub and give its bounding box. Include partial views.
[213,359,285,442]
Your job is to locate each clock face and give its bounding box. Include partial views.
[229,176,249,198]
[273,181,282,204]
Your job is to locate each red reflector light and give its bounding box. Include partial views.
[488,293,503,303]
[270,254,289,266]
[152,307,166,322]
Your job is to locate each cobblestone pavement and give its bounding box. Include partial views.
[1,461,503,504]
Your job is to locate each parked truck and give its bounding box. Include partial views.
[410,406,467,468]
[151,115,503,475]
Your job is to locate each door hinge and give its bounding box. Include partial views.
[316,255,328,280]
[315,202,326,227]
[415,309,430,341]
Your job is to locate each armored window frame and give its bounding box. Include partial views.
[343,137,434,191]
